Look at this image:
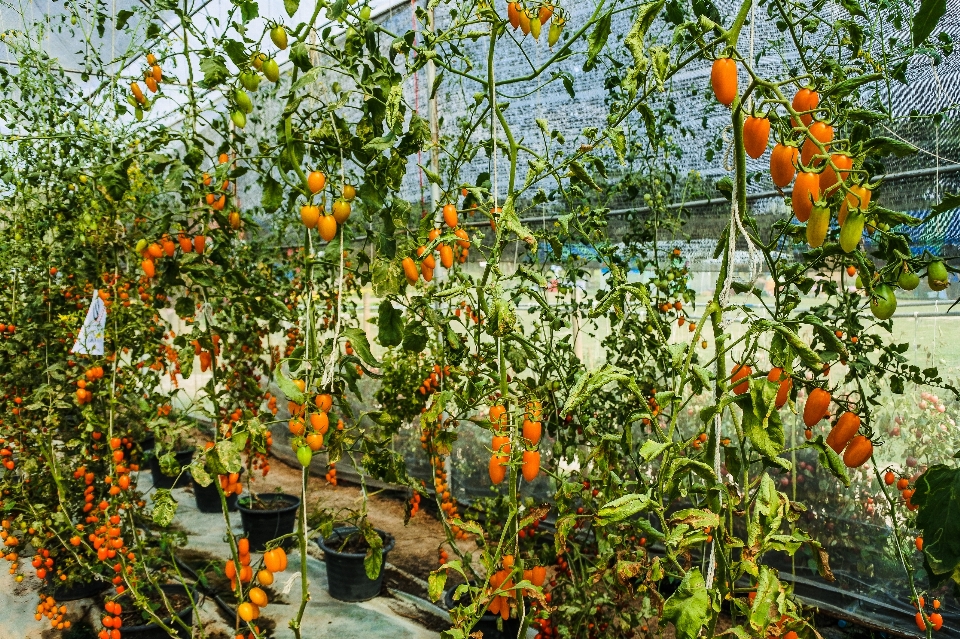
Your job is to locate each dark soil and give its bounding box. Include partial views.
[240,493,296,511]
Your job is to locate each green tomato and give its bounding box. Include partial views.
[839,211,865,253]
[296,446,313,467]
[898,270,920,291]
[360,5,371,19]
[870,284,897,320]
[263,58,280,83]
[270,25,288,50]
[235,89,253,114]
[239,70,261,92]
[230,110,247,128]
[928,260,949,291]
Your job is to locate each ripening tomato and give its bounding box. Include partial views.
[731,364,751,395]
[489,455,506,485]
[839,210,865,253]
[300,205,320,229]
[843,435,873,468]
[439,244,454,269]
[806,203,830,249]
[307,171,326,193]
[507,2,520,29]
[838,184,871,225]
[791,171,820,222]
[742,116,770,159]
[711,58,738,106]
[803,388,831,427]
[318,215,337,242]
[791,88,819,126]
[826,412,861,454]
[402,257,419,285]
[332,200,351,224]
[820,153,852,193]
[442,203,458,228]
[801,121,834,166]
[769,144,798,188]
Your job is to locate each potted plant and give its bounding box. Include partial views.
[103,581,198,639]
[236,489,301,553]
[148,417,196,490]
[313,509,395,602]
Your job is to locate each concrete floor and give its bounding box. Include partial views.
[0,471,442,639]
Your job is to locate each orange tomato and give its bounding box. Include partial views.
[791,171,820,222]
[710,58,738,106]
[742,116,770,159]
[770,144,799,188]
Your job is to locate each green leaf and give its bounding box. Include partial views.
[913,0,947,45]
[583,12,612,71]
[567,161,602,191]
[290,41,312,72]
[596,494,652,524]
[638,440,672,461]
[177,345,195,380]
[274,363,306,404]
[805,436,850,485]
[428,569,447,602]
[931,192,960,215]
[152,489,178,527]
[198,55,229,89]
[342,327,381,368]
[214,440,243,474]
[362,528,384,580]
[261,174,284,212]
[913,464,960,583]
[749,566,782,632]
[284,0,299,17]
[563,364,644,415]
[377,300,403,347]
[669,508,721,530]
[115,9,135,30]
[609,126,626,164]
[661,569,710,639]
[861,136,918,157]
[402,321,428,353]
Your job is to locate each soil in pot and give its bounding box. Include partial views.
[191,469,243,513]
[443,584,521,639]
[115,583,196,639]
[149,449,194,490]
[236,493,300,552]
[316,526,396,602]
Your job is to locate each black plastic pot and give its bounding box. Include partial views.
[191,469,242,513]
[53,577,109,601]
[139,433,156,453]
[316,526,395,602]
[149,449,194,489]
[236,493,300,552]
[443,585,520,639]
[119,583,196,639]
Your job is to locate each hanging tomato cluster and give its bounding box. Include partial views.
[300,170,357,242]
[404,205,471,285]
[505,1,565,45]
[128,52,163,119]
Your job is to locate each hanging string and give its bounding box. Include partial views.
[411,0,427,215]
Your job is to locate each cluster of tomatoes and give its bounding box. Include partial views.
[417,364,450,396]
[75,365,105,405]
[487,402,543,485]
[505,1,565,46]
[129,52,163,114]
[99,599,127,639]
[0,322,16,337]
[230,25,286,129]
[454,300,482,324]
[201,155,236,216]
[731,364,874,469]
[0,440,15,471]
[138,232,206,280]
[915,596,945,632]
[883,471,922,512]
[299,171,356,241]
[487,555,548,620]
[409,489,423,518]
[325,461,338,485]
[403,205,471,285]
[232,540,285,624]
[36,595,71,631]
